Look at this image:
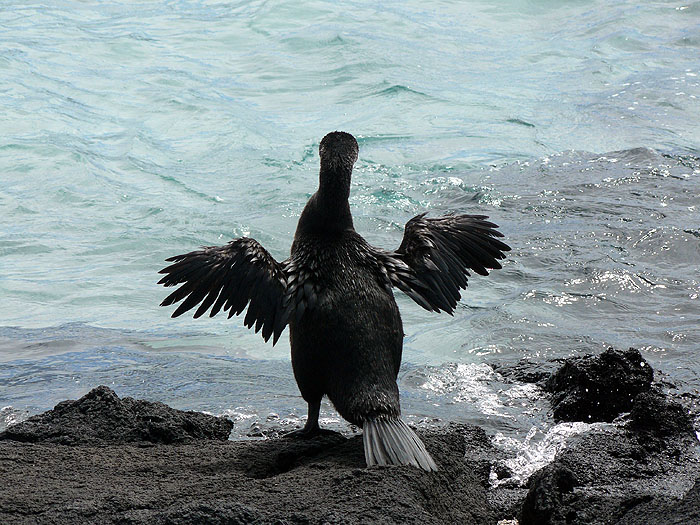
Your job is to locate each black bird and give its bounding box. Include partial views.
[158,131,510,471]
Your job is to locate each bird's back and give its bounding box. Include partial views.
[288,230,403,426]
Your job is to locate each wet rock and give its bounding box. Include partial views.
[629,389,695,442]
[518,416,700,524]
[491,359,560,387]
[546,347,653,422]
[519,464,577,525]
[518,348,700,524]
[0,386,233,444]
[618,478,700,525]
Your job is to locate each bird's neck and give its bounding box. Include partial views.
[296,166,354,236]
[318,164,351,203]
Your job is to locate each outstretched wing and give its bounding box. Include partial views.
[157,238,290,345]
[378,213,510,314]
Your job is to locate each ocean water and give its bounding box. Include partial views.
[1,1,699,459]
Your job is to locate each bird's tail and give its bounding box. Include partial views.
[363,417,438,472]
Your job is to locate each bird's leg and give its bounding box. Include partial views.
[285,399,320,438]
[302,398,321,434]
[285,399,338,439]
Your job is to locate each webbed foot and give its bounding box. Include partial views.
[284,426,339,440]
[284,399,325,439]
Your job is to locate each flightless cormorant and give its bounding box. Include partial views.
[158,131,510,471]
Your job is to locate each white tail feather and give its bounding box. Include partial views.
[363,418,438,472]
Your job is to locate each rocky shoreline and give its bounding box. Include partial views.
[1,347,698,524]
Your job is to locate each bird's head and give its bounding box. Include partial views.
[319,131,359,173]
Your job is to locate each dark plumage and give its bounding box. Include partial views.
[158,131,510,471]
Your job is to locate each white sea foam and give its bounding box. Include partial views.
[490,422,611,487]
[0,406,28,432]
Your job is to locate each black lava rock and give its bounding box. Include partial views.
[0,421,500,525]
[491,359,560,387]
[618,478,700,525]
[630,389,695,440]
[0,385,233,445]
[519,464,577,525]
[546,347,653,422]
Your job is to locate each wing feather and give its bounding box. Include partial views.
[158,238,290,345]
[377,213,510,314]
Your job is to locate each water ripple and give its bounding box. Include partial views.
[1,0,699,443]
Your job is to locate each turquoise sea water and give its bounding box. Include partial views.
[1,1,699,447]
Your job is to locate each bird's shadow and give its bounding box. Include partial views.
[235,432,365,479]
